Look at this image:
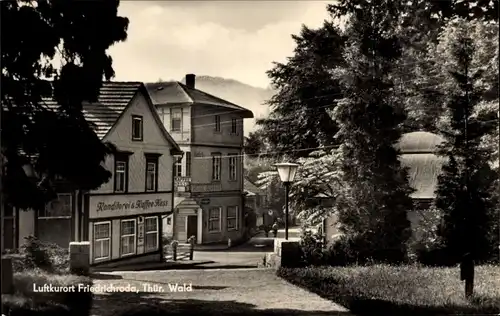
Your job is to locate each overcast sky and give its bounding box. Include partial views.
[109,1,333,88]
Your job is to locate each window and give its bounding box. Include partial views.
[231,118,237,134]
[208,207,221,232]
[185,152,191,177]
[228,154,237,181]
[212,154,221,181]
[93,222,111,260]
[145,216,159,252]
[174,157,182,177]
[120,219,136,256]
[171,108,182,132]
[132,115,143,141]
[145,154,159,192]
[214,115,221,132]
[114,158,128,193]
[40,193,72,218]
[227,206,238,231]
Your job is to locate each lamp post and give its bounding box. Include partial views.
[274,162,299,240]
[170,151,184,241]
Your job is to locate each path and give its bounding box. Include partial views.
[91,268,350,315]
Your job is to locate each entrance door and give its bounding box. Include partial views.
[186,215,198,242]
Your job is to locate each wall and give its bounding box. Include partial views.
[194,194,243,243]
[191,104,244,146]
[190,145,243,191]
[88,193,171,219]
[92,92,175,194]
[17,210,34,246]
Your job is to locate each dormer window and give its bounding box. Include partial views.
[132,115,143,141]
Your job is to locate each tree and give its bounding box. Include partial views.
[257,21,346,159]
[243,129,266,156]
[1,0,129,211]
[329,1,414,263]
[433,19,498,264]
[330,0,498,133]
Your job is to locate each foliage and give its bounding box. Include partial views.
[2,269,93,316]
[278,265,500,315]
[299,229,328,266]
[13,236,70,274]
[329,1,414,264]
[433,18,498,265]
[257,20,346,159]
[243,129,267,156]
[1,0,129,211]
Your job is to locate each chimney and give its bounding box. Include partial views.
[185,74,196,89]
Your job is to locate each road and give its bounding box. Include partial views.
[91,268,350,316]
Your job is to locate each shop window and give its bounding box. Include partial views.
[93,222,111,260]
[145,216,158,252]
[120,219,136,256]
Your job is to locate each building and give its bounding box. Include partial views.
[322,131,446,244]
[145,74,254,244]
[13,82,182,267]
[244,178,270,228]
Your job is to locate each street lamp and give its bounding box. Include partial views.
[170,151,184,239]
[274,162,299,240]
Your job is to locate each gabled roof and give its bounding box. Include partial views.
[244,178,265,195]
[145,81,254,119]
[39,81,181,152]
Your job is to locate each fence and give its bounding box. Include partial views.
[164,237,195,261]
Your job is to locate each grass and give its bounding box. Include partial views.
[2,269,93,316]
[278,264,500,315]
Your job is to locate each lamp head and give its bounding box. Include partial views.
[274,162,299,183]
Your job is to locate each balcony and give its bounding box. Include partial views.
[174,177,222,193]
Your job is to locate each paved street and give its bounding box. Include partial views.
[91,268,350,315]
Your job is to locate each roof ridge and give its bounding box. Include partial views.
[178,82,244,109]
[176,82,195,103]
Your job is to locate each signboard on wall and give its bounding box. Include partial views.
[89,193,171,219]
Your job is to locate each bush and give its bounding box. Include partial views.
[2,269,93,316]
[299,229,328,266]
[13,236,70,273]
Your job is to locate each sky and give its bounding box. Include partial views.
[109,1,333,89]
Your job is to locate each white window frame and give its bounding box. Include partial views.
[231,118,237,134]
[228,154,237,181]
[212,154,221,181]
[120,219,137,257]
[174,157,182,177]
[171,108,182,132]
[146,161,157,192]
[93,221,111,261]
[214,115,221,132]
[144,216,159,252]
[40,193,73,219]
[208,207,222,233]
[115,160,127,193]
[227,206,238,231]
[185,152,191,177]
[132,116,143,140]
